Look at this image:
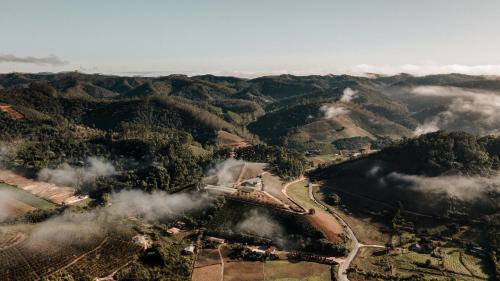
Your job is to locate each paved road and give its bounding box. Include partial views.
[307,181,385,281]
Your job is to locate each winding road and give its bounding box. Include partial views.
[281,176,385,281]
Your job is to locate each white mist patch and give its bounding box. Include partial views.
[109,190,209,222]
[206,158,247,186]
[236,209,283,238]
[320,104,349,119]
[27,212,104,246]
[366,165,382,177]
[0,189,21,222]
[25,189,210,248]
[411,86,500,135]
[387,172,500,201]
[340,87,358,103]
[38,157,116,187]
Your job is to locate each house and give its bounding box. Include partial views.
[258,245,277,254]
[240,177,262,189]
[182,245,195,255]
[249,248,266,254]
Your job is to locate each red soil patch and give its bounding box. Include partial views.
[308,210,344,243]
[217,130,250,149]
[0,104,23,120]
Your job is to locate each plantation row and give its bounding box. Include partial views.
[0,235,141,280]
[55,237,142,278]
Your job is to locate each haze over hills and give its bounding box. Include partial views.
[1,72,498,152]
[0,71,499,281]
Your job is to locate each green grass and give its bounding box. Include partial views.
[0,183,56,210]
[286,180,318,210]
[264,260,331,281]
[443,248,471,276]
[460,252,489,279]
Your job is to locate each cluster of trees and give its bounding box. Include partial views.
[235,144,308,179]
[116,240,191,281]
[383,131,498,176]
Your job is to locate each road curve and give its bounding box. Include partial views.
[307,181,385,281]
[280,176,385,281]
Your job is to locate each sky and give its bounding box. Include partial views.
[1,0,500,77]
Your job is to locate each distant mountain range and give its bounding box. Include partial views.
[1,72,499,151]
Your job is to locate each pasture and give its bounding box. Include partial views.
[0,183,56,220]
[264,260,332,281]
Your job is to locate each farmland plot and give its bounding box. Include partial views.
[443,248,472,276]
[264,260,332,281]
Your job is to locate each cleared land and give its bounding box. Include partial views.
[223,261,264,281]
[0,170,77,204]
[0,183,56,220]
[313,185,391,245]
[261,172,295,206]
[0,183,56,210]
[350,246,489,281]
[264,260,331,281]
[192,264,222,281]
[287,180,343,243]
[195,249,221,267]
[217,130,250,149]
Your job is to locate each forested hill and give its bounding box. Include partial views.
[309,131,500,217]
[1,72,500,150]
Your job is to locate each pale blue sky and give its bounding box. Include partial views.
[1,0,500,76]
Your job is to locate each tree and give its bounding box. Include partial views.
[326,193,341,206]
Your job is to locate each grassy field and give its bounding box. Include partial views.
[442,248,472,276]
[264,260,331,281]
[313,185,391,245]
[350,246,489,281]
[460,252,489,279]
[286,180,317,210]
[261,172,293,206]
[192,264,222,281]
[195,249,221,267]
[224,261,264,281]
[0,183,56,211]
[287,180,344,243]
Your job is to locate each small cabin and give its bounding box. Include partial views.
[182,245,195,255]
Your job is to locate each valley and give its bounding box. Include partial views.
[0,73,498,281]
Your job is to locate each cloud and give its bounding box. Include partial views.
[340,64,500,77]
[206,158,247,187]
[386,172,500,201]
[411,86,500,135]
[24,189,210,247]
[108,189,209,222]
[340,87,357,103]
[0,54,68,66]
[0,189,23,222]
[236,209,283,238]
[320,104,349,119]
[38,157,116,188]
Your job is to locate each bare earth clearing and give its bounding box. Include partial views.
[0,170,78,204]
